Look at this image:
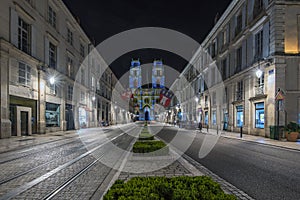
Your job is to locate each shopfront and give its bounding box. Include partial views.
[236,105,243,128]
[79,107,88,128]
[255,102,265,129]
[45,103,60,127]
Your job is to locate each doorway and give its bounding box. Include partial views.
[21,111,29,136]
[16,106,32,136]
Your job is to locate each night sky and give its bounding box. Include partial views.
[62,0,232,78]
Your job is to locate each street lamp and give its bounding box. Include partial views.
[49,77,55,85]
[256,68,263,78]
[194,97,199,103]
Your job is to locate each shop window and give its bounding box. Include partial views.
[255,102,264,129]
[204,111,209,125]
[236,105,243,127]
[45,103,60,127]
[212,110,217,125]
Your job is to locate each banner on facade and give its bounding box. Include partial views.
[159,89,174,107]
[121,89,133,101]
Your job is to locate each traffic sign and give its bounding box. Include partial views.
[275,90,285,101]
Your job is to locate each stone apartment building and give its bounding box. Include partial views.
[176,0,300,137]
[0,0,118,138]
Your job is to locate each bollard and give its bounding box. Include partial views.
[240,126,243,138]
[217,125,219,135]
[207,125,209,133]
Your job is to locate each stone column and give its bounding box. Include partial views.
[0,48,11,138]
[37,67,46,134]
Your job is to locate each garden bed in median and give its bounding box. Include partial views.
[133,126,169,156]
[104,176,236,200]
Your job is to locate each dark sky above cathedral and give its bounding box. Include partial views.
[62,0,232,78]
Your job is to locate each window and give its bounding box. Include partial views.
[236,13,243,35]
[18,17,31,54]
[204,111,209,125]
[67,57,73,78]
[236,105,243,127]
[205,96,208,107]
[236,47,242,73]
[253,0,264,18]
[256,72,265,95]
[255,30,263,60]
[212,110,217,125]
[222,58,227,80]
[45,103,60,127]
[48,6,56,28]
[236,81,243,101]
[49,42,56,68]
[80,91,85,103]
[255,102,264,129]
[81,69,85,85]
[91,76,95,90]
[223,87,228,104]
[67,85,73,101]
[80,44,85,57]
[212,92,216,106]
[50,83,57,95]
[19,62,31,85]
[67,28,73,46]
[223,29,227,46]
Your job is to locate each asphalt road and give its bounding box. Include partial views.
[156,125,300,200]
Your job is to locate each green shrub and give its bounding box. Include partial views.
[138,133,154,141]
[133,141,168,154]
[104,176,237,200]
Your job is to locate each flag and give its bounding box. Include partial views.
[121,90,132,101]
[159,89,174,107]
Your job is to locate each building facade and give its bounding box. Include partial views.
[176,0,300,137]
[0,0,118,138]
[129,59,165,121]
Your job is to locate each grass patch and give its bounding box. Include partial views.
[104,176,237,200]
[133,141,168,154]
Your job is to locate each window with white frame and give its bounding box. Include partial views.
[18,17,31,54]
[49,42,56,68]
[48,6,56,28]
[67,85,73,101]
[18,62,31,85]
[67,28,73,46]
[50,83,57,95]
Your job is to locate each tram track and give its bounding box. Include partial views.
[0,127,130,186]
[0,125,138,200]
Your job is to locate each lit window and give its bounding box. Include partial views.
[67,57,73,78]
[255,102,264,129]
[236,105,243,127]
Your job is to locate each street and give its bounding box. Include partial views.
[154,124,300,200]
[0,124,139,200]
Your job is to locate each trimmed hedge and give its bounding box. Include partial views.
[138,133,154,141]
[104,176,237,200]
[133,141,167,154]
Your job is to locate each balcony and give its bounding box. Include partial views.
[255,86,264,96]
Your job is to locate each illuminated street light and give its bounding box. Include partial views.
[92,96,96,101]
[49,77,55,85]
[195,97,199,102]
[256,69,263,78]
